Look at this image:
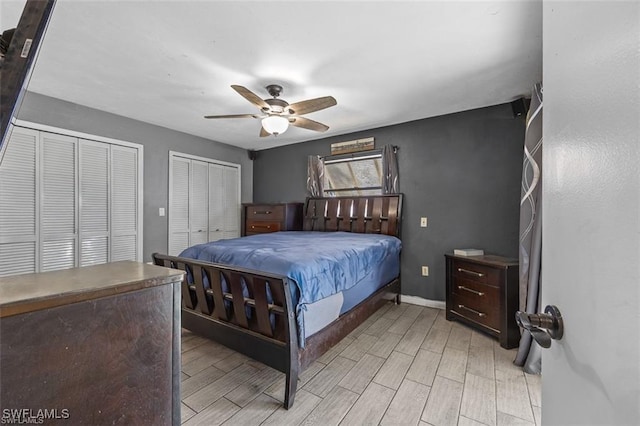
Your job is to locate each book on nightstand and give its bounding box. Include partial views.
[453,248,484,256]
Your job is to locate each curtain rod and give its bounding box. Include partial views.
[319,145,398,160]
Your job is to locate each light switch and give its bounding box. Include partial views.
[421,266,429,276]
[159,207,165,217]
[420,217,428,227]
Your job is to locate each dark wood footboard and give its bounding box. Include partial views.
[153,253,401,409]
[152,253,300,408]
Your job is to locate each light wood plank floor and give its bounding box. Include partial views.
[180,302,541,426]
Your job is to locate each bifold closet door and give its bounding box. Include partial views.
[222,166,240,239]
[79,139,109,266]
[0,128,38,277]
[190,160,209,246]
[111,145,139,261]
[169,154,240,254]
[0,126,141,277]
[208,163,240,242]
[40,132,77,272]
[169,157,190,255]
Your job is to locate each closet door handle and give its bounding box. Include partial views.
[458,285,484,296]
[457,268,484,278]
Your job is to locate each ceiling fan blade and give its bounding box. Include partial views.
[286,96,337,115]
[231,85,271,111]
[289,116,330,132]
[204,114,260,119]
[259,127,270,137]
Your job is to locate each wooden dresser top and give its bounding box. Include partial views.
[0,261,184,318]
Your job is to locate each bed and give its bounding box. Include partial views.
[153,194,403,409]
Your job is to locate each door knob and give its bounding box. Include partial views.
[515,305,564,348]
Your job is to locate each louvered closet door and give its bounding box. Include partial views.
[222,166,240,239]
[208,164,224,242]
[79,139,109,266]
[0,128,38,277]
[190,160,209,246]
[169,157,190,255]
[40,132,77,272]
[111,145,139,261]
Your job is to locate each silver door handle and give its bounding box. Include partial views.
[516,305,564,348]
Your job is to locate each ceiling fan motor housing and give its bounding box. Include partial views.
[264,98,288,113]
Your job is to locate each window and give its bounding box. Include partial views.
[322,150,383,196]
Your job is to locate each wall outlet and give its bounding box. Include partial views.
[420,217,428,227]
[421,266,429,276]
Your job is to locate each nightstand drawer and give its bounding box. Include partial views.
[450,292,499,330]
[452,260,499,285]
[246,220,281,234]
[246,205,285,221]
[451,277,499,306]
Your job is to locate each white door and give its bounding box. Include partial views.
[542,2,639,424]
[79,139,109,266]
[0,127,38,276]
[190,160,209,246]
[40,132,77,272]
[110,144,140,261]
[169,156,190,255]
[222,165,240,239]
[208,163,225,242]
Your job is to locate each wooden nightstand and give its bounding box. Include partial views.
[445,253,520,348]
[242,203,304,236]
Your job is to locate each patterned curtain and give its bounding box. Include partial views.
[306,155,324,197]
[382,144,399,194]
[514,83,543,374]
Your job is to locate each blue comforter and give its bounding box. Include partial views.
[179,231,402,307]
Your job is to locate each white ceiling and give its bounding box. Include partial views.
[2,1,542,151]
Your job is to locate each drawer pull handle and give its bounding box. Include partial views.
[251,225,271,229]
[458,304,486,317]
[254,210,272,215]
[458,285,485,296]
[457,267,484,278]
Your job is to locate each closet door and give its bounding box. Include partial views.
[169,157,190,255]
[40,132,77,272]
[208,164,224,242]
[0,128,39,277]
[222,166,240,239]
[111,145,139,261]
[79,140,109,266]
[190,160,209,246]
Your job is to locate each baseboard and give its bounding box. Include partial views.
[400,295,446,310]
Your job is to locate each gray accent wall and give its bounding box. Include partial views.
[17,91,253,262]
[253,103,524,302]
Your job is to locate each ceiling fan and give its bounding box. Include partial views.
[204,85,337,137]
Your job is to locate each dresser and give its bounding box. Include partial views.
[242,202,304,236]
[0,262,184,425]
[445,254,520,348]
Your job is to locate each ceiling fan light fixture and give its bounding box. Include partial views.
[262,115,289,136]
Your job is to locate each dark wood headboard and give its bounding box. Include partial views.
[303,194,403,237]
